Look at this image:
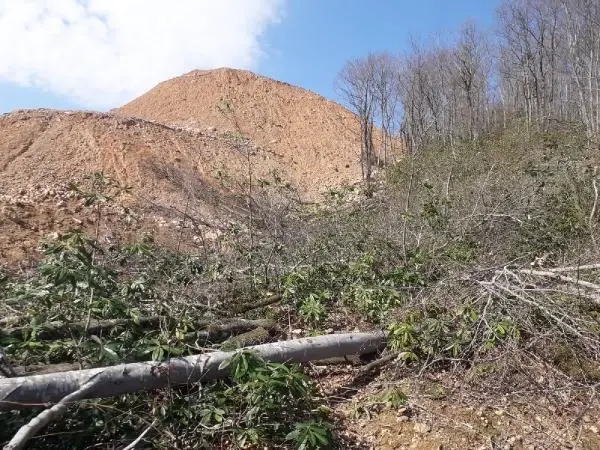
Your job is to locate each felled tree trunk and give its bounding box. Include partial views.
[1,316,177,340]
[0,332,386,410]
[2,317,275,341]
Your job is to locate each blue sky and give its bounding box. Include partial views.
[0,1,499,114]
[260,0,499,102]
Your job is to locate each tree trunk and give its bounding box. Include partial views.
[0,332,386,410]
[1,317,275,342]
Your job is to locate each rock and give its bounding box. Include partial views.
[589,425,599,434]
[413,422,431,434]
[507,435,523,445]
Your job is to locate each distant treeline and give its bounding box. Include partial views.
[338,0,600,169]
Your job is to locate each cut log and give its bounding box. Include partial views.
[1,317,273,341]
[1,316,179,340]
[4,375,103,450]
[231,294,283,313]
[0,332,386,410]
[188,319,277,343]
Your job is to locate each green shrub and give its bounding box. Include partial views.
[388,301,520,364]
[283,252,428,324]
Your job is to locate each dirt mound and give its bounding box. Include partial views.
[115,68,364,197]
[0,108,282,265]
[0,69,369,265]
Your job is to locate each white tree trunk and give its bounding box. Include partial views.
[0,332,386,410]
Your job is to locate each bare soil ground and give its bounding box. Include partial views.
[313,366,600,449]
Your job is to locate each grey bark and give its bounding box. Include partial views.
[4,375,103,450]
[0,332,386,410]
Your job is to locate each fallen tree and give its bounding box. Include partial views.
[1,316,186,340]
[189,318,276,343]
[1,317,274,341]
[0,331,386,410]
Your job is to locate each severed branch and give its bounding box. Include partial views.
[122,419,158,450]
[547,263,600,273]
[4,373,104,450]
[478,281,591,342]
[1,316,178,340]
[186,319,277,343]
[516,268,600,302]
[231,294,283,314]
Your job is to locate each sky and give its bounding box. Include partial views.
[0,0,500,114]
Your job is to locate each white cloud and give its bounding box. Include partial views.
[0,0,284,108]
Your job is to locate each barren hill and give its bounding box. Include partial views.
[0,109,281,265]
[0,69,369,265]
[115,68,364,197]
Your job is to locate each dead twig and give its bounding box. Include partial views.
[547,263,600,273]
[122,419,158,450]
[517,268,600,299]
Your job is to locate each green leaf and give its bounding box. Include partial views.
[103,346,119,360]
[218,358,232,371]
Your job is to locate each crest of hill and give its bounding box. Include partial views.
[115,68,364,197]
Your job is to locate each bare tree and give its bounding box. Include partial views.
[337,57,376,180]
[497,0,599,134]
[453,22,493,140]
[397,40,441,153]
[370,52,400,165]
[561,0,600,136]
[396,32,493,152]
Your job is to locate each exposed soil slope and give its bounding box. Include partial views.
[115,68,365,197]
[0,109,274,265]
[1,70,373,265]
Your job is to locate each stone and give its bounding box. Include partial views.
[413,422,431,434]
